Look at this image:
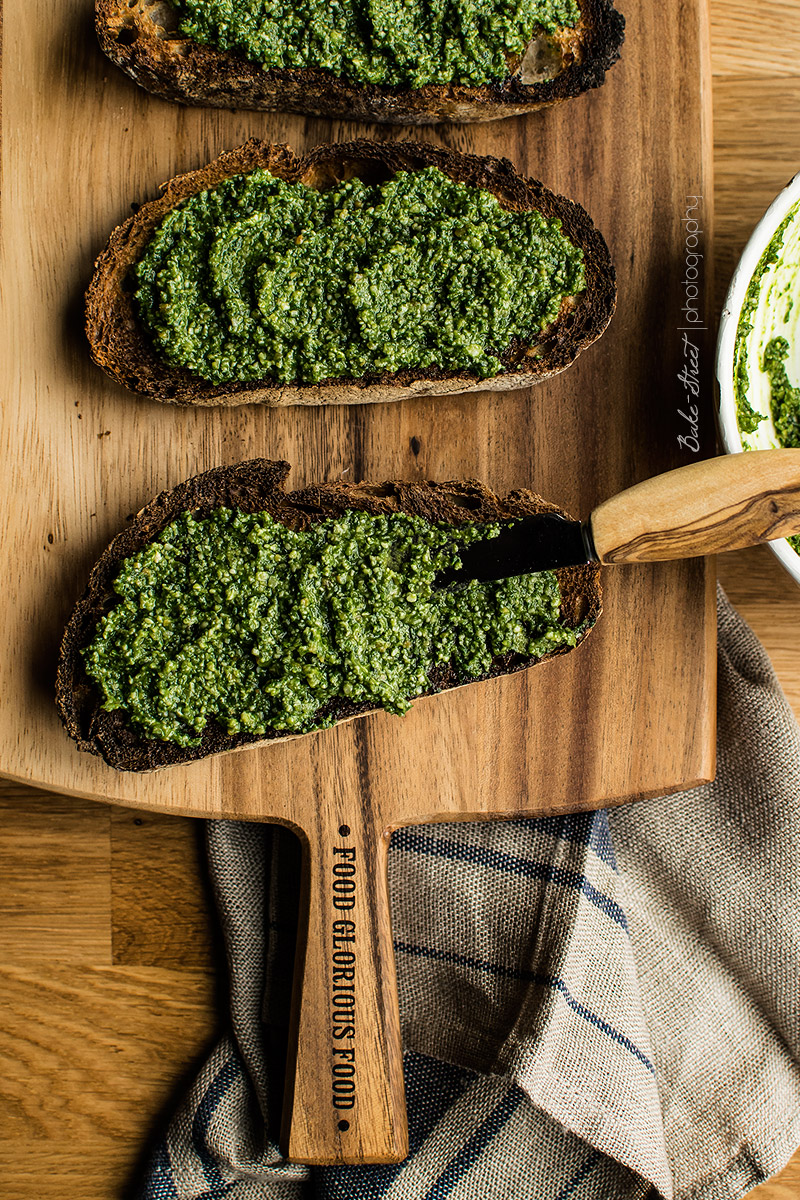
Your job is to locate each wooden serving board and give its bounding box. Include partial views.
[0,0,714,1167]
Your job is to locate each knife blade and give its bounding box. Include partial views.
[436,513,598,586]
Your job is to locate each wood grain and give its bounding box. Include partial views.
[2,957,219,1187]
[5,0,800,1194]
[0,788,111,965]
[590,451,800,563]
[0,791,221,1195]
[281,804,406,1162]
[713,78,800,319]
[0,0,715,1163]
[749,1158,800,1200]
[0,0,714,822]
[706,20,800,1193]
[110,808,218,968]
[709,3,800,78]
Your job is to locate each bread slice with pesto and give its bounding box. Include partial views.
[96,0,624,125]
[56,459,602,772]
[85,138,616,408]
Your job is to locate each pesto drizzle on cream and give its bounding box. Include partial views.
[83,508,582,747]
[760,336,800,555]
[171,0,580,87]
[733,214,794,436]
[761,336,800,449]
[132,167,585,386]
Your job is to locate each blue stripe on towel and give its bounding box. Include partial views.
[526,813,617,871]
[394,812,617,870]
[394,941,655,1075]
[391,829,627,929]
[139,1138,179,1199]
[554,1151,602,1200]
[422,1087,525,1198]
[192,1055,241,1192]
[318,1053,471,1199]
[544,978,656,1074]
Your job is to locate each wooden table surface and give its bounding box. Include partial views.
[2,0,800,1194]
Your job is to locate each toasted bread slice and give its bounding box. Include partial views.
[96,0,624,125]
[85,139,616,408]
[56,460,602,772]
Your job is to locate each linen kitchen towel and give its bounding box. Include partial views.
[138,587,800,1200]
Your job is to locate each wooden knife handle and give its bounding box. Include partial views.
[280,806,408,1164]
[590,450,800,564]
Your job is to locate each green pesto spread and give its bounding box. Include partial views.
[732,203,800,552]
[82,508,581,747]
[761,336,800,449]
[733,214,794,436]
[170,0,580,87]
[133,167,585,386]
[760,335,800,556]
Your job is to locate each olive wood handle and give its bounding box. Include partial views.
[590,450,800,564]
[280,806,407,1164]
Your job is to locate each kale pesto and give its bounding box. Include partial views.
[732,199,800,556]
[761,336,800,555]
[171,0,581,88]
[82,508,581,747]
[132,167,585,386]
[733,212,795,436]
[761,337,800,449]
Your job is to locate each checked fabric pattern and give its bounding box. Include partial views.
[138,588,800,1200]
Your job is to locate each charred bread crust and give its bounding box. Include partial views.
[85,138,616,407]
[95,0,624,124]
[56,459,603,771]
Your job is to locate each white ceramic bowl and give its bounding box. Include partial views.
[716,169,800,584]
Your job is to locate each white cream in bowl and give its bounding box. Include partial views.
[717,172,800,581]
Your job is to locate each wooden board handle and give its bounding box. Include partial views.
[280,808,408,1164]
[590,450,800,564]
